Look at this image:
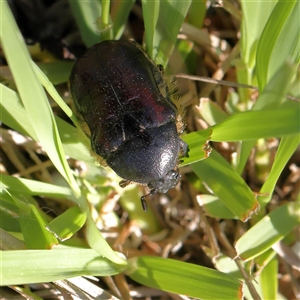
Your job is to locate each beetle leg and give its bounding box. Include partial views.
[119,179,131,188]
[180,140,189,158]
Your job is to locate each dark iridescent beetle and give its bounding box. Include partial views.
[69,40,189,210]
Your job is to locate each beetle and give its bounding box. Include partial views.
[69,40,189,210]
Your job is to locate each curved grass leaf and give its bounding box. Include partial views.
[210,108,299,142]
[259,257,278,300]
[68,0,101,47]
[0,247,125,286]
[47,207,87,241]
[142,0,160,58]
[192,150,259,222]
[1,84,93,163]
[256,0,300,91]
[259,135,300,208]
[151,1,192,66]
[235,203,299,261]
[111,1,135,40]
[126,256,243,300]
[240,0,277,71]
[1,3,80,197]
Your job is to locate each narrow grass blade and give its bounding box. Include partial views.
[0,247,125,286]
[47,207,87,241]
[235,203,299,261]
[152,1,192,66]
[210,108,299,141]
[259,257,278,300]
[142,0,160,58]
[111,1,135,39]
[1,3,80,197]
[37,61,74,85]
[68,0,101,47]
[192,150,259,222]
[1,174,74,200]
[126,256,243,300]
[240,0,277,71]
[8,192,58,249]
[86,215,127,265]
[259,135,300,208]
[256,1,300,91]
[1,84,92,163]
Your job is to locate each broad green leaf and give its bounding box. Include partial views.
[192,150,259,222]
[235,203,299,261]
[126,256,243,300]
[0,247,125,286]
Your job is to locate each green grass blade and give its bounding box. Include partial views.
[7,192,58,249]
[152,1,192,66]
[85,215,127,265]
[111,1,135,39]
[192,150,259,222]
[0,247,125,286]
[180,129,212,166]
[68,0,101,46]
[1,84,92,163]
[240,0,277,71]
[235,61,298,174]
[256,1,300,91]
[259,135,300,208]
[0,83,37,139]
[47,207,87,241]
[210,108,299,141]
[142,0,160,58]
[126,256,243,300]
[1,3,80,197]
[259,257,278,300]
[235,203,299,261]
[197,195,237,219]
[1,174,74,200]
[37,61,74,85]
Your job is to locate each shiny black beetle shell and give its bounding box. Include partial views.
[69,40,189,210]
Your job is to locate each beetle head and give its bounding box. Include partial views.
[140,170,181,211]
